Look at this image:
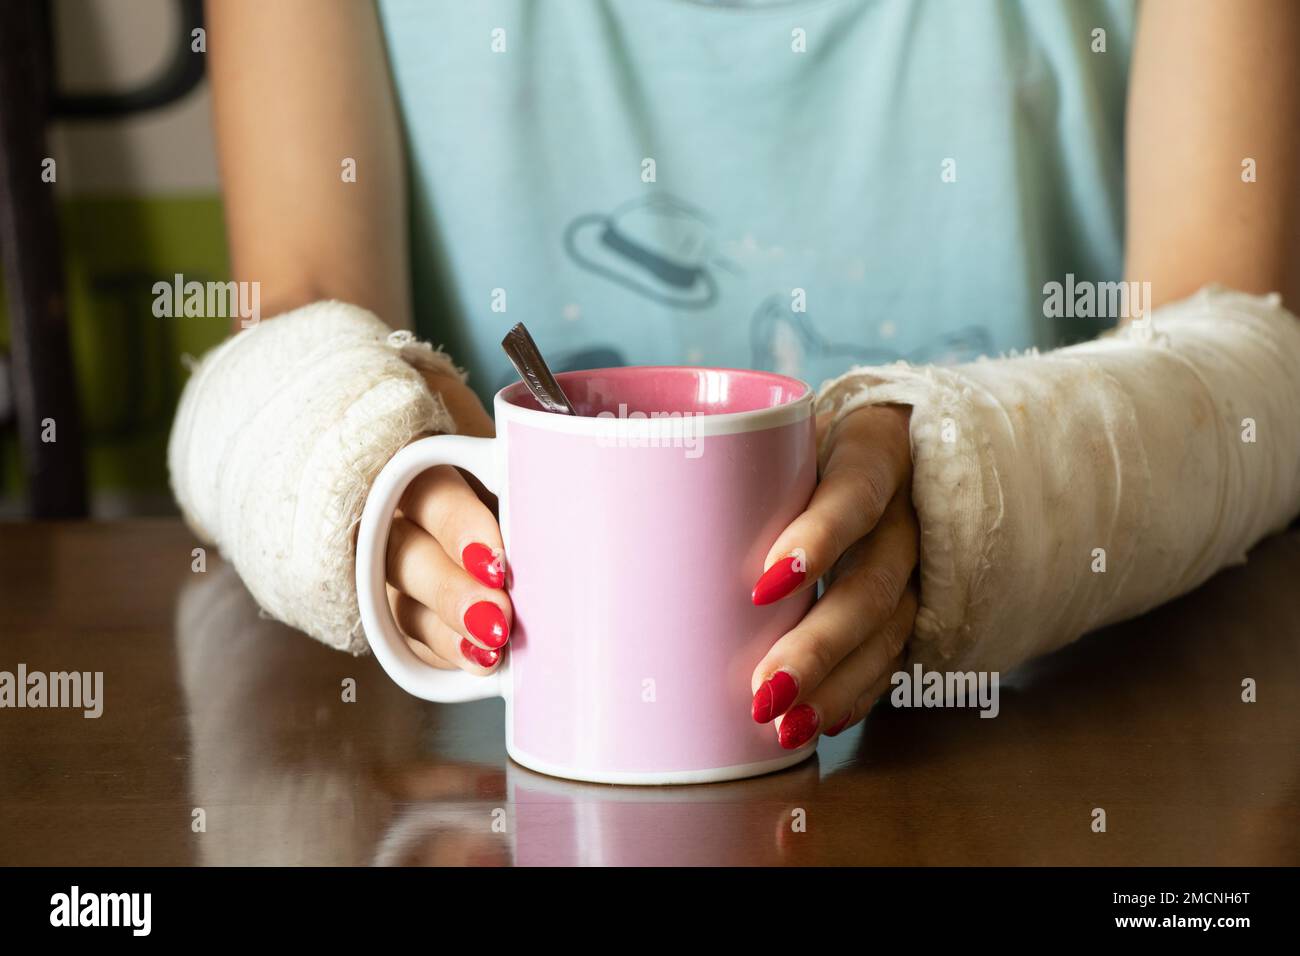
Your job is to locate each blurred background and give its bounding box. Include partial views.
[0,0,225,519]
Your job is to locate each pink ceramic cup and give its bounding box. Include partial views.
[356,366,817,784]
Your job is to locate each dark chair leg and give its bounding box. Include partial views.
[0,0,87,518]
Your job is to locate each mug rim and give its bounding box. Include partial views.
[493,365,814,437]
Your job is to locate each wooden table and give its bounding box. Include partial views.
[1,520,1296,866]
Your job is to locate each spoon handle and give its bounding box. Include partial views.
[501,323,578,415]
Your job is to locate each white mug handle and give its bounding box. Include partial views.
[355,434,505,702]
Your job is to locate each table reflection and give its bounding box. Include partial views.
[174,531,1300,866]
[175,564,818,866]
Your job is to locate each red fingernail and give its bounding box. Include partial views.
[464,601,509,648]
[463,543,506,589]
[824,714,850,737]
[461,638,500,668]
[779,704,820,749]
[751,555,806,606]
[751,670,799,724]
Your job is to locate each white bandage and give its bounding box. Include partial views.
[817,286,1300,673]
[168,301,462,654]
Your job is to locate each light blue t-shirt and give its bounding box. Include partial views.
[378,0,1135,403]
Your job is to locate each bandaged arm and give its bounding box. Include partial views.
[817,286,1300,673]
[168,301,461,654]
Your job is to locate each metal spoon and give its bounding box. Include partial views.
[501,322,577,415]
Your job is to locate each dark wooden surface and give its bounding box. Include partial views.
[1,519,1296,866]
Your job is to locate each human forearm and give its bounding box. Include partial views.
[1124,0,1300,311]
[206,0,412,330]
[817,286,1300,673]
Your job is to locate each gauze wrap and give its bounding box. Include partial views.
[817,286,1300,673]
[167,301,461,654]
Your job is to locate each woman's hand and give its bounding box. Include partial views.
[749,403,919,747]
[383,374,512,675]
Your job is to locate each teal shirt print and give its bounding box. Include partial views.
[378,0,1136,403]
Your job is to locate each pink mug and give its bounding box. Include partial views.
[356,366,816,784]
